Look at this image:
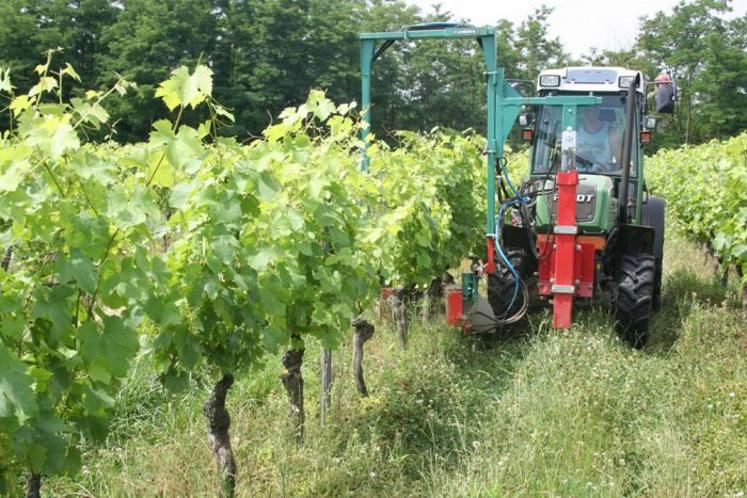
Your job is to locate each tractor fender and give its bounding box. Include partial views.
[641,195,665,260]
[619,224,656,256]
[619,196,665,257]
[641,195,665,310]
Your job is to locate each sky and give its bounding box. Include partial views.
[404,0,747,57]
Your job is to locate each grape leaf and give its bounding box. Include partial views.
[0,347,37,427]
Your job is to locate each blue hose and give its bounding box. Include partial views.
[494,156,532,317]
[500,157,531,204]
[495,198,523,316]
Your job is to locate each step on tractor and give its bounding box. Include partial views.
[360,23,676,347]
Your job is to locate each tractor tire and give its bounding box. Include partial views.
[615,253,655,348]
[642,195,665,311]
[652,259,663,311]
[488,249,525,320]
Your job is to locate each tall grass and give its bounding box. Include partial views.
[43,235,746,497]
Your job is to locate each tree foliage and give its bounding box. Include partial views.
[0,0,578,143]
[617,0,746,147]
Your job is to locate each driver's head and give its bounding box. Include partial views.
[580,106,600,124]
[580,106,605,133]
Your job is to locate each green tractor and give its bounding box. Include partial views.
[360,23,675,346]
[487,66,674,347]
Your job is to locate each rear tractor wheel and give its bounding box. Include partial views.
[615,253,655,348]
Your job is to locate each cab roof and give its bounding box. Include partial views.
[538,67,646,94]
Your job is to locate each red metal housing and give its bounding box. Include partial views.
[535,170,606,328]
[445,289,464,327]
[550,170,578,328]
[537,237,598,299]
[485,236,496,274]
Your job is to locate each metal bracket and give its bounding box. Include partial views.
[551,284,576,294]
[553,225,578,235]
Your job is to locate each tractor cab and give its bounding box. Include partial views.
[531,68,646,177]
[528,68,649,236]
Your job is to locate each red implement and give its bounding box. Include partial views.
[445,289,464,327]
[537,237,597,298]
[485,236,496,274]
[552,170,579,328]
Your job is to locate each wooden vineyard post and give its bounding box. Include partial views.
[320,349,332,425]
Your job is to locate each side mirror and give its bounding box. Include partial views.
[644,115,658,130]
[518,113,533,127]
[654,83,676,114]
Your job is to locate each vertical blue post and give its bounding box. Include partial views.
[360,39,375,172]
[481,33,498,238]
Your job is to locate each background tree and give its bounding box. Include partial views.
[693,11,747,139]
[636,0,746,145]
[0,0,116,95]
[512,6,568,82]
[359,0,421,138]
[0,0,744,145]
[388,4,486,134]
[94,0,218,140]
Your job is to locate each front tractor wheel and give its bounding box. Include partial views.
[488,249,525,321]
[615,253,655,348]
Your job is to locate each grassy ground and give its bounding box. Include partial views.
[44,235,746,497]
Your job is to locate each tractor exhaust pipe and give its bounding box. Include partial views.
[618,74,640,225]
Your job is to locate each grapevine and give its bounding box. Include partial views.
[647,134,747,277]
[647,133,747,314]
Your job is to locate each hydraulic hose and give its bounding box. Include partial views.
[496,199,523,316]
[471,279,529,328]
[491,151,558,325]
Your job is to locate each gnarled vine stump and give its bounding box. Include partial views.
[26,473,41,498]
[203,373,237,498]
[352,318,375,396]
[281,349,305,443]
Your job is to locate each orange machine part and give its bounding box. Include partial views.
[537,234,606,251]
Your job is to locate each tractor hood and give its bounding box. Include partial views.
[533,175,617,233]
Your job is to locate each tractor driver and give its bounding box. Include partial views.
[576,106,622,172]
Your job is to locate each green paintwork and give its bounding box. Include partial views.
[359,26,497,174]
[359,26,496,41]
[534,175,617,233]
[461,272,478,304]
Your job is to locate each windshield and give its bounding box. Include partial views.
[531,93,638,176]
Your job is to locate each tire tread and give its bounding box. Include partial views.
[615,253,655,348]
